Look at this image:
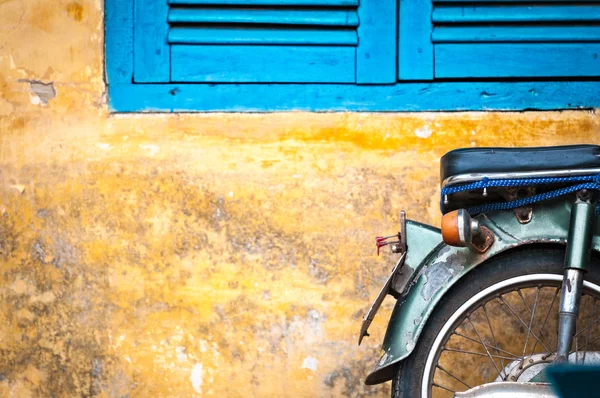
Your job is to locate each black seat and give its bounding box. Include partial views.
[441,145,600,184]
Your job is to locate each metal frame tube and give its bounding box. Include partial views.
[441,168,600,189]
[556,197,596,362]
[556,268,585,362]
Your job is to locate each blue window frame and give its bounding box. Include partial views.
[106,0,600,112]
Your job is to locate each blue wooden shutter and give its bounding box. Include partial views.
[134,0,396,84]
[400,1,600,80]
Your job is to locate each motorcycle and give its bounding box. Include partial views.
[359,145,600,398]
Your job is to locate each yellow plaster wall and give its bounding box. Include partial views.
[1,0,599,396]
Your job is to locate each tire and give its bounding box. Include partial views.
[391,246,600,398]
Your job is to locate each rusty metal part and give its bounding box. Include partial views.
[440,208,494,252]
[505,187,536,224]
[360,212,410,344]
[471,225,495,253]
[376,212,407,255]
[398,210,407,253]
[359,216,441,346]
[389,222,441,296]
[358,252,406,345]
[514,206,533,224]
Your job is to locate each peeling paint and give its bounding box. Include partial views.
[139,144,160,156]
[96,143,112,151]
[421,248,469,301]
[20,80,56,105]
[176,346,188,363]
[378,353,388,366]
[302,356,318,371]
[190,363,203,394]
[415,125,433,139]
[10,184,25,194]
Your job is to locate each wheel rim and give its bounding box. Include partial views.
[421,274,600,398]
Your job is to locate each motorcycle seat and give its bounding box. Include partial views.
[441,145,600,185]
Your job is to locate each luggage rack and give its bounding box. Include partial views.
[442,168,600,190]
[440,168,600,216]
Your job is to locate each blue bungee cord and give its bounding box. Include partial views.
[441,174,600,215]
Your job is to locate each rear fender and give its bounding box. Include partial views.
[365,199,592,385]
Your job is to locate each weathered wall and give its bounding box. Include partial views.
[1,0,600,396]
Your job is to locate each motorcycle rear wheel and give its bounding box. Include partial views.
[392,247,600,398]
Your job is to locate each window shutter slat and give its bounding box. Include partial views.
[168,8,359,26]
[398,0,433,80]
[434,0,600,3]
[171,45,356,82]
[433,26,600,42]
[168,27,358,45]
[433,4,600,23]
[436,43,600,78]
[169,0,358,5]
[433,1,600,78]
[134,0,170,82]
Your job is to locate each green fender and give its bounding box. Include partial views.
[365,199,600,385]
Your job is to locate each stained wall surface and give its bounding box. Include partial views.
[1,0,600,396]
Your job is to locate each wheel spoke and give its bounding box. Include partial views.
[582,298,597,363]
[482,304,507,378]
[521,287,540,368]
[564,333,600,361]
[436,364,472,389]
[578,333,600,350]
[467,317,505,379]
[575,337,579,365]
[518,289,532,315]
[453,331,520,359]
[427,275,600,396]
[432,383,456,394]
[576,332,579,364]
[540,303,600,358]
[499,295,552,353]
[572,315,600,340]
[530,287,560,357]
[443,347,518,361]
